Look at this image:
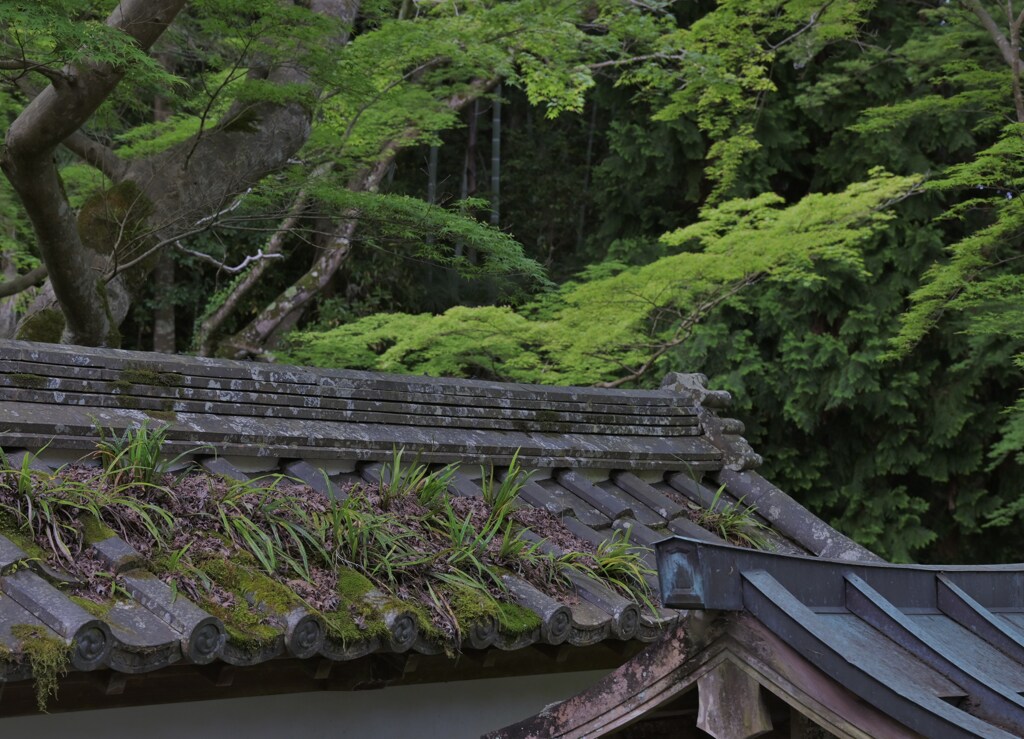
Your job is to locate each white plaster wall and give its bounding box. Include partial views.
[0,670,609,738]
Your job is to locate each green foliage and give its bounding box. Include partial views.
[479,451,528,523]
[892,124,1024,355]
[0,0,175,91]
[94,422,190,488]
[692,486,772,550]
[11,0,1024,567]
[586,94,705,258]
[620,0,874,198]
[285,169,919,385]
[305,187,549,292]
[282,2,1024,566]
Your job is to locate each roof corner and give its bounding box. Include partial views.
[660,372,762,472]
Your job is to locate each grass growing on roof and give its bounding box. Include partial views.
[0,430,662,654]
[593,529,658,614]
[381,447,450,510]
[693,485,772,550]
[480,451,529,525]
[93,421,201,488]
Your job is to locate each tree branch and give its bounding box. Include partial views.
[0,266,48,298]
[220,80,492,358]
[587,52,687,71]
[194,165,328,356]
[0,58,72,85]
[1,0,188,345]
[114,0,362,310]
[1009,1,1024,123]
[336,57,447,147]
[62,130,129,182]
[964,0,1019,66]
[220,161,387,358]
[11,78,129,187]
[6,0,367,345]
[767,1,835,51]
[174,242,286,273]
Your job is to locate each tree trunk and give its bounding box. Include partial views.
[219,163,389,358]
[193,165,328,356]
[427,144,439,206]
[577,99,598,253]
[218,82,491,358]
[467,100,479,198]
[152,255,176,352]
[1,0,189,345]
[426,143,439,299]
[490,83,502,228]
[151,70,176,353]
[3,0,361,346]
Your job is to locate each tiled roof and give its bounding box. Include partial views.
[0,339,872,713]
[655,537,1024,739]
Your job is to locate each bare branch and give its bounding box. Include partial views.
[173,242,286,273]
[105,226,211,278]
[0,265,48,298]
[5,1,188,158]
[196,189,252,226]
[0,58,72,85]
[588,52,688,71]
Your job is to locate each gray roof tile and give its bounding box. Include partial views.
[0,339,867,703]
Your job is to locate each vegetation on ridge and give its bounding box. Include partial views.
[0,426,660,698]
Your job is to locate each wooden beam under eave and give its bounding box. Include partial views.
[696,658,773,739]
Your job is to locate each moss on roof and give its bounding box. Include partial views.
[0,430,657,671]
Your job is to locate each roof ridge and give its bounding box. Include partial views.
[0,341,727,472]
[1,339,684,401]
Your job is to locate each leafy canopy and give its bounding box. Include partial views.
[285,169,920,384]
